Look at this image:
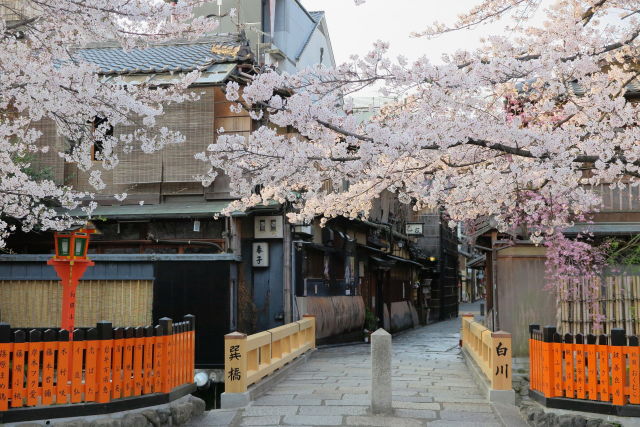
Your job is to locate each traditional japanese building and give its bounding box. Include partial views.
[1,0,337,370]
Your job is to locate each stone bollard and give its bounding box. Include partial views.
[371,328,392,414]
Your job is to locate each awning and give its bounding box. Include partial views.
[564,222,640,235]
[468,254,486,269]
[387,255,423,268]
[62,200,233,220]
[299,242,339,254]
[357,243,388,255]
[370,256,396,270]
[102,63,237,86]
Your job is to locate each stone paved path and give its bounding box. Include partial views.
[192,303,506,426]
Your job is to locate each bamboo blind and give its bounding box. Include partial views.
[162,87,216,183]
[558,273,640,336]
[0,0,37,21]
[31,118,66,185]
[0,280,153,328]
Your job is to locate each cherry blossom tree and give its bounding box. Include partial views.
[0,0,217,246]
[198,0,640,320]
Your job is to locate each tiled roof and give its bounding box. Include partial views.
[76,34,251,75]
[308,11,325,23]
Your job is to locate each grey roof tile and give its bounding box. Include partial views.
[76,34,251,75]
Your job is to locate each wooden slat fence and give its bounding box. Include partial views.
[0,315,195,411]
[558,273,640,336]
[529,324,640,406]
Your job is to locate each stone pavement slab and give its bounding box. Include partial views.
[194,307,513,426]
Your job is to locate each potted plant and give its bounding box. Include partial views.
[363,309,378,343]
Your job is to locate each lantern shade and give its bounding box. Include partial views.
[56,235,71,258]
[53,228,94,260]
[73,235,88,257]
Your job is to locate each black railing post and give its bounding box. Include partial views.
[529,324,540,338]
[611,328,626,346]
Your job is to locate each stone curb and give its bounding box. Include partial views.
[7,395,206,427]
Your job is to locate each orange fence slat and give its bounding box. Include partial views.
[174,327,181,387]
[0,322,10,412]
[575,334,586,399]
[185,315,195,385]
[41,330,57,406]
[122,329,134,398]
[153,327,164,393]
[133,328,145,396]
[189,328,195,382]
[530,337,535,391]
[163,333,171,393]
[143,328,154,395]
[71,332,85,404]
[552,334,563,397]
[529,330,539,392]
[172,328,179,389]
[96,323,114,404]
[84,334,99,402]
[11,338,27,408]
[159,322,171,394]
[597,336,609,402]
[629,337,640,404]
[541,327,556,397]
[56,331,71,405]
[182,328,188,385]
[563,335,574,399]
[610,329,626,406]
[26,332,43,407]
[586,335,598,400]
[0,338,10,411]
[111,328,124,400]
[532,335,539,391]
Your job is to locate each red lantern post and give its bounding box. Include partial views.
[48,226,96,337]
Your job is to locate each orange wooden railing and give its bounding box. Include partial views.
[0,315,195,411]
[529,325,640,406]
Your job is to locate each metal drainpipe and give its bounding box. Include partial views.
[291,234,297,321]
[492,246,498,331]
[283,222,292,324]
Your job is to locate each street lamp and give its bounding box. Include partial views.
[47,224,96,337]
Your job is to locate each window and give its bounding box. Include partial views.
[92,116,113,160]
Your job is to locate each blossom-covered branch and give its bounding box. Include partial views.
[0,0,217,246]
[198,1,640,314]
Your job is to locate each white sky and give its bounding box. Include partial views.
[300,1,532,64]
[299,0,546,96]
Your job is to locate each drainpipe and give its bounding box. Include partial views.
[283,221,292,324]
[291,236,298,321]
[490,231,499,332]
